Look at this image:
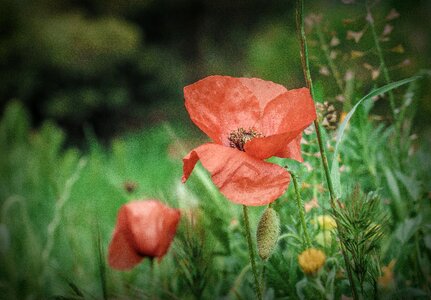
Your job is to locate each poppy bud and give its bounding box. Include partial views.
[256,207,280,260]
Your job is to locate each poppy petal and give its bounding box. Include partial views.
[108,201,181,270]
[184,76,260,145]
[244,130,302,160]
[274,133,303,162]
[259,88,316,136]
[245,131,304,161]
[184,76,288,146]
[237,77,288,111]
[108,205,144,270]
[182,143,290,206]
[244,88,315,159]
[126,201,180,258]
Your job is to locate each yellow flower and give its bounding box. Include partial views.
[298,248,326,275]
[316,215,337,231]
[378,260,396,288]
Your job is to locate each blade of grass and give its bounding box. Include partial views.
[242,205,262,300]
[330,76,422,198]
[41,158,87,278]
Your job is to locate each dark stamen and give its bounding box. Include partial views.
[228,128,263,151]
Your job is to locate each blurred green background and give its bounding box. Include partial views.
[1,0,431,299]
[1,0,430,142]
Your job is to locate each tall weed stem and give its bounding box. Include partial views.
[242,205,262,300]
[295,1,359,299]
[295,0,336,208]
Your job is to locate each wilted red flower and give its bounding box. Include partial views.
[108,200,181,270]
[182,75,316,206]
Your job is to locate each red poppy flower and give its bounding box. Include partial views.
[108,200,181,270]
[182,75,316,206]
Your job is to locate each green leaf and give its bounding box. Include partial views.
[425,234,431,250]
[384,168,401,204]
[395,215,422,245]
[392,288,428,297]
[330,76,422,198]
[295,277,308,300]
[331,158,341,197]
[395,171,421,201]
[0,224,10,254]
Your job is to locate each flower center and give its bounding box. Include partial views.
[228,128,263,151]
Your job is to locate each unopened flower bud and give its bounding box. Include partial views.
[256,208,280,260]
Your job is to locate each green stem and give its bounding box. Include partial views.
[290,172,312,248]
[260,261,267,297]
[295,0,336,208]
[312,276,327,300]
[242,205,262,300]
[295,1,359,299]
[366,3,396,119]
[314,122,336,208]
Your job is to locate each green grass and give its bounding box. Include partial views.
[0,102,185,298]
[0,90,430,299]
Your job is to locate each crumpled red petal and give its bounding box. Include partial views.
[182,143,290,206]
[258,88,316,135]
[273,133,303,162]
[108,208,143,270]
[244,130,302,160]
[184,76,260,145]
[184,76,289,146]
[108,200,181,270]
[243,88,315,159]
[236,77,288,111]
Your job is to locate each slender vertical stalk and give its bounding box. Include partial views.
[95,223,107,300]
[296,0,331,229]
[242,205,262,300]
[149,258,156,299]
[295,0,336,208]
[260,263,267,294]
[290,172,312,248]
[295,1,359,299]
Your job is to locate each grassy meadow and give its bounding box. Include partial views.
[1,0,431,299]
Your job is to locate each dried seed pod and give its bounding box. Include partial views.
[256,207,280,260]
[316,101,338,130]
